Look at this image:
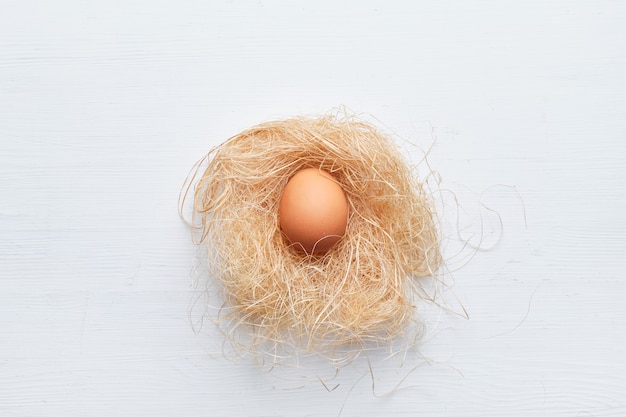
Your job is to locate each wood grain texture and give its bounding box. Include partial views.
[1,1,625,416]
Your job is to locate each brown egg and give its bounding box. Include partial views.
[279,168,349,254]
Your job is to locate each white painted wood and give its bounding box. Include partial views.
[2,1,625,416]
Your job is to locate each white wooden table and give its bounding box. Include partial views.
[2,1,625,416]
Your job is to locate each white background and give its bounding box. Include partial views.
[1,1,625,416]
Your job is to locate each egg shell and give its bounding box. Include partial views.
[279,168,349,254]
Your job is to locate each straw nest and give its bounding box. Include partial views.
[182,112,441,358]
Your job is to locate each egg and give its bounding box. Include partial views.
[279,168,349,254]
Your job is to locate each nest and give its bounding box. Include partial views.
[182,112,441,359]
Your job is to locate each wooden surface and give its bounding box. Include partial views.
[1,1,625,416]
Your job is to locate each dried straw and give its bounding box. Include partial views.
[182,111,441,360]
